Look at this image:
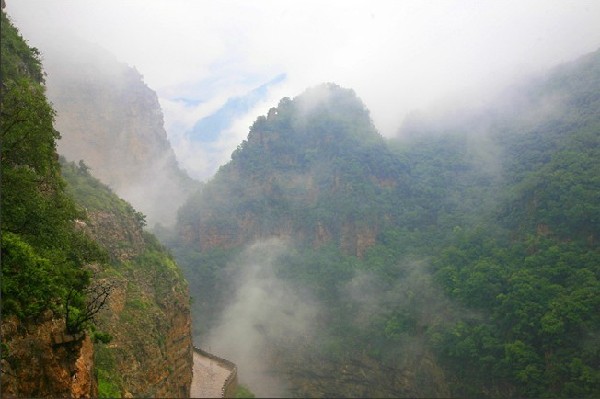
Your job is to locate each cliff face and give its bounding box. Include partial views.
[2,164,193,399]
[39,38,197,227]
[62,162,193,398]
[1,313,96,398]
[173,85,446,397]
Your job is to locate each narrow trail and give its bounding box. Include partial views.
[190,350,231,398]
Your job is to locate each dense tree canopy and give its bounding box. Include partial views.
[174,51,600,397]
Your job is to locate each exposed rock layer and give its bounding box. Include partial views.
[1,313,97,398]
[83,207,193,398]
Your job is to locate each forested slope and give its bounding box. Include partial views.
[424,49,600,398]
[172,50,600,397]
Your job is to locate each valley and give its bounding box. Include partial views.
[2,3,599,398]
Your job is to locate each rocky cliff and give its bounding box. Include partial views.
[2,163,194,399]
[1,8,98,398]
[1,313,96,398]
[62,161,193,398]
[39,38,197,227]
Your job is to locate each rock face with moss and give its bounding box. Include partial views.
[1,312,96,398]
[62,162,193,398]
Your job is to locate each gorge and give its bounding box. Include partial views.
[2,3,600,398]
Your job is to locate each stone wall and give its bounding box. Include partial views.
[193,347,238,398]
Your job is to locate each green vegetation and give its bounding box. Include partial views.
[174,53,600,397]
[61,160,147,226]
[3,4,598,396]
[235,384,256,398]
[1,10,106,328]
[2,13,190,397]
[61,157,190,397]
[95,344,122,398]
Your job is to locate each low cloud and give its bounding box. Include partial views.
[8,1,600,181]
[204,239,319,397]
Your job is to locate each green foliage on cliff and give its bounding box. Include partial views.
[2,13,191,397]
[1,10,105,323]
[61,159,190,397]
[0,11,44,83]
[175,50,600,397]
[411,49,600,398]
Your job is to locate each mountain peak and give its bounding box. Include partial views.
[241,84,381,163]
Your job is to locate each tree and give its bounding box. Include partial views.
[66,279,113,334]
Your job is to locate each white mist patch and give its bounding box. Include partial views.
[116,151,189,228]
[205,238,318,398]
[294,83,334,119]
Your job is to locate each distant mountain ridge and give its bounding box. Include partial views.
[188,73,287,144]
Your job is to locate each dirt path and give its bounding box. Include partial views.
[190,350,232,398]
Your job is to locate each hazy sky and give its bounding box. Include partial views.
[6,0,600,179]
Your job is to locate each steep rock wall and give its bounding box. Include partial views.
[63,161,195,397]
[1,312,96,398]
[82,208,193,398]
[39,38,196,227]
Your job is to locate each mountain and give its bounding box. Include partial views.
[39,37,198,227]
[178,83,408,257]
[172,51,600,397]
[1,9,193,398]
[173,84,454,397]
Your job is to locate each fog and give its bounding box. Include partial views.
[7,0,600,180]
[198,238,471,396]
[203,239,319,397]
[342,260,462,331]
[33,34,194,227]
[4,2,598,397]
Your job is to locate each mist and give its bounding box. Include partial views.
[196,234,470,396]
[203,239,319,397]
[3,0,599,397]
[36,34,196,227]
[7,0,600,181]
[343,260,461,330]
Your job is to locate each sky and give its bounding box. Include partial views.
[6,0,600,180]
